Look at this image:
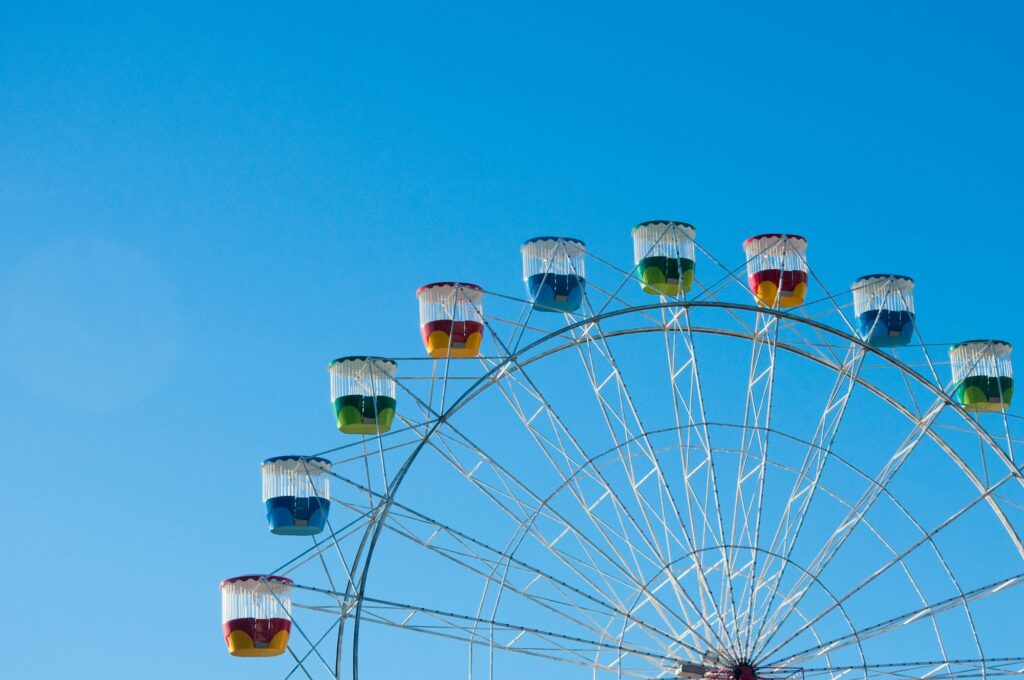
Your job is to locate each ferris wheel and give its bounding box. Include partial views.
[220,224,1024,679]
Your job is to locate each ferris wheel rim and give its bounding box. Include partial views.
[341,299,1021,679]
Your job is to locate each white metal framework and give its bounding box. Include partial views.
[236,231,1024,679]
[328,358,398,402]
[262,457,331,505]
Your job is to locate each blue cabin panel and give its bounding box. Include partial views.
[526,273,584,313]
[858,310,914,348]
[266,495,330,536]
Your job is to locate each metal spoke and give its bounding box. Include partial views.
[661,304,737,655]
[730,309,781,653]
[745,344,866,653]
[758,468,1024,662]
[768,573,1024,668]
[797,656,1024,678]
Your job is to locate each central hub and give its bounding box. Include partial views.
[692,664,759,680]
[696,667,761,675]
[732,665,758,680]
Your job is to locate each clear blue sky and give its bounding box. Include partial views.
[2,2,1022,678]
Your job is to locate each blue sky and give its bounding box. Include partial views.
[2,2,1022,678]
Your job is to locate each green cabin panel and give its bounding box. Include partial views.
[955,375,1013,412]
[637,256,695,296]
[334,395,397,434]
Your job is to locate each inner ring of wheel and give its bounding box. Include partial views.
[460,424,875,673]
[464,418,978,675]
